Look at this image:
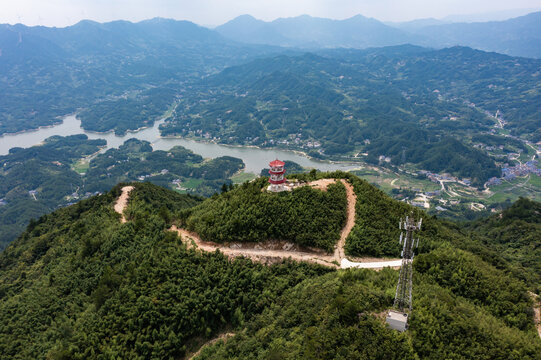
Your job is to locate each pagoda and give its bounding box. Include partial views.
[268,159,287,192]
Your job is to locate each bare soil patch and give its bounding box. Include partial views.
[114,186,134,223]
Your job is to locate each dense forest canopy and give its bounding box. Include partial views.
[183,177,347,251]
[467,197,541,291]
[0,180,539,359]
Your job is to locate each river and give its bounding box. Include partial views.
[0,115,358,174]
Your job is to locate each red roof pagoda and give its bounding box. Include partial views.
[268,159,286,192]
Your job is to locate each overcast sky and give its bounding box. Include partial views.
[1,0,540,27]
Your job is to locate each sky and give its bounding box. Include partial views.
[1,0,540,27]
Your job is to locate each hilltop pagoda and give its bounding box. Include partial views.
[268,159,287,192]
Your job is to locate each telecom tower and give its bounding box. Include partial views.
[386,214,422,332]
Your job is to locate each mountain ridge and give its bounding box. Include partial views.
[215,12,541,58]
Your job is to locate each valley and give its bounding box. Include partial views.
[0,110,539,250]
[0,9,540,359]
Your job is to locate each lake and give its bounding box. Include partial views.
[0,115,358,174]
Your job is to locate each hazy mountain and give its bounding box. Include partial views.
[441,8,541,22]
[2,18,245,60]
[386,18,449,31]
[216,12,541,58]
[216,14,423,48]
[212,14,292,46]
[410,12,541,58]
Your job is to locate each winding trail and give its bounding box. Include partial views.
[114,186,134,223]
[187,332,235,360]
[115,181,401,270]
[530,292,541,338]
[334,179,356,262]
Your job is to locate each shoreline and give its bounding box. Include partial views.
[159,134,361,167]
[0,120,66,138]
[0,112,80,139]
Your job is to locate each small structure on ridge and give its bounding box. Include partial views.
[268,159,287,192]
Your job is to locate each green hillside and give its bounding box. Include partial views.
[0,183,330,359]
[196,264,539,360]
[467,197,541,290]
[0,179,539,359]
[0,137,244,250]
[182,177,347,251]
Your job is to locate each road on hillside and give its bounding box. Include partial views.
[115,182,401,270]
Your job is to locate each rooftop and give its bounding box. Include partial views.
[387,310,408,322]
[269,159,285,167]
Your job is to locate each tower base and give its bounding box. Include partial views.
[267,184,288,192]
[386,310,408,332]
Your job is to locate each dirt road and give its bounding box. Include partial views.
[170,179,400,270]
[531,292,541,338]
[114,180,400,269]
[114,186,134,223]
[187,332,235,360]
[334,179,356,261]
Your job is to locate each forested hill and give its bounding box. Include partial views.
[0,19,281,135]
[158,46,541,186]
[0,177,539,359]
[467,197,541,290]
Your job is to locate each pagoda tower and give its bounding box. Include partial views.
[268,159,287,192]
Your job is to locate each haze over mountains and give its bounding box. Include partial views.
[216,11,541,58]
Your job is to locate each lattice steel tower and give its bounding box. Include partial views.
[393,215,422,312]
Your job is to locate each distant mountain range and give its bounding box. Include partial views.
[215,12,541,58]
[215,14,421,49]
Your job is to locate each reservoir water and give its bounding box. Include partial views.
[0,115,358,174]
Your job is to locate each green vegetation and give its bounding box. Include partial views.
[467,198,541,290]
[84,138,243,196]
[196,269,415,360]
[197,265,540,360]
[415,247,532,330]
[0,183,330,359]
[0,135,106,250]
[230,171,258,184]
[345,174,419,257]
[0,19,275,136]
[78,88,177,135]
[0,178,539,359]
[366,137,499,187]
[72,159,90,174]
[0,137,244,250]
[182,177,347,251]
[160,49,529,186]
